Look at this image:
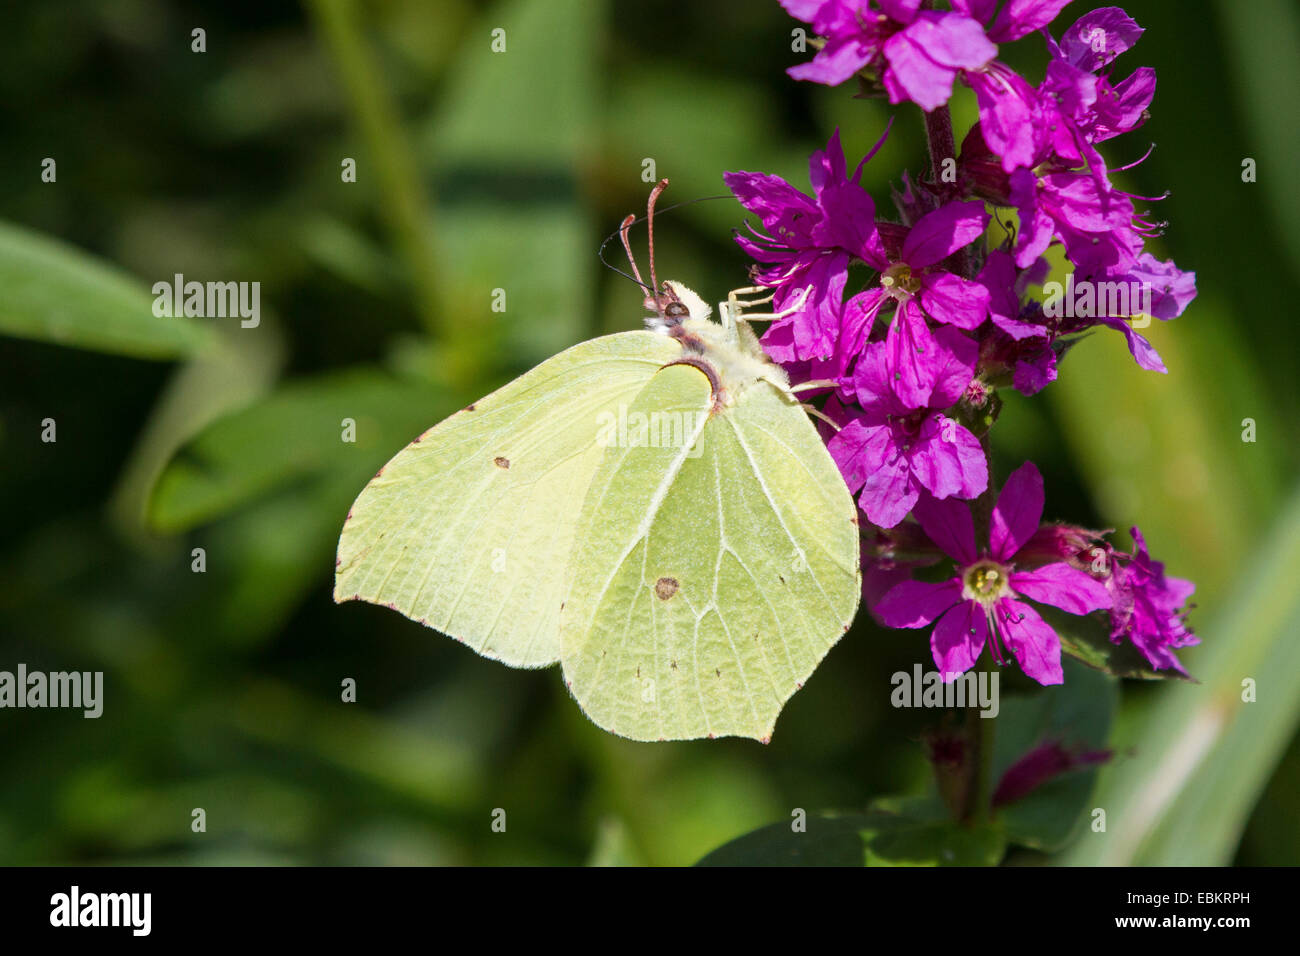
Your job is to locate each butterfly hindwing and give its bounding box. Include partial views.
[559,364,861,741]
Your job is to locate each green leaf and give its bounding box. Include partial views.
[148,367,445,532]
[1046,606,1193,682]
[109,326,285,537]
[420,0,602,367]
[1215,0,1300,274]
[696,812,878,867]
[991,659,1118,852]
[697,798,1005,867]
[0,219,211,359]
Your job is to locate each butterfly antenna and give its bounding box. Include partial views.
[599,193,731,290]
[618,214,650,296]
[645,178,669,311]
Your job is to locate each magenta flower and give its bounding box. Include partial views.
[856,200,991,406]
[860,518,942,623]
[828,327,987,528]
[953,0,1079,173]
[977,249,1048,341]
[782,1,996,111]
[1041,7,1155,165]
[1075,253,1198,373]
[875,461,1112,684]
[725,129,886,362]
[1009,166,1147,273]
[1107,526,1197,673]
[963,63,1043,173]
[992,740,1112,807]
[1012,345,1059,395]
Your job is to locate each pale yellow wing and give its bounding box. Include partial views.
[559,364,861,740]
[335,331,680,667]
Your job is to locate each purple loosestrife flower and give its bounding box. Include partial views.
[860,519,942,623]
[1107,526,1197,673]
[829,329,987,527]
[1008,166,1148,272]
[970,254,1065,398]
[782,1,1074,173]
[977,248,1049,341]
[857,200,991,406]
[782,1,997,110]
[953,0,1081,174]
[1073,252,1198,373]
[991,740,1112,807]
[962,62,1043,173]
[1041,7,1156,167]
[725,129,887,363]
[875,461,1112,684]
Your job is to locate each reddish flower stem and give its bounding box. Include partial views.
[923,104,975,280]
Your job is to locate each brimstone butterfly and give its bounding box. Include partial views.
[334,183,860,742]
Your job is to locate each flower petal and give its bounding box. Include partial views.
[990,460,1044,560]
[723,170,819,236]
[861,438,920,528]
[1013,349,1057,394]
[928,325,980,408]
[1011,562,1112,614]
[967,66,1042,173]
[851,338,903,414]
[876,578,964,628]
[1099,317,1167,372]
[912,415,988,501]
[898,11,997,69]
[920,271,990,329]
[826,417,887,493]
[989,0,1074,43]
[913,492,978,564]
[815,180,881,261]
[885,298,940,410]
[932,600,989,680]
[1009,168,1056,267]
[788,34,876,86]
[878,0,925,23]
[997,599,1064,685]
[902,200,991,267]
[881,25,961,111]
[1061,7,1144,72]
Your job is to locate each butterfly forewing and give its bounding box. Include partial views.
[335,331,680,667]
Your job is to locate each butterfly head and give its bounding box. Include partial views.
[645,280,712,334]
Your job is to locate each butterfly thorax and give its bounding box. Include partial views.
[648,279,790,412]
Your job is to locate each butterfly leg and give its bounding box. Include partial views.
[725,284,812,324]
[799,402,842,431]
[790,379,839,394]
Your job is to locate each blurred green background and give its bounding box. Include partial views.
[1,0,1296,865]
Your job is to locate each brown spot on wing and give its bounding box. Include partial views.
[494,456,510,469]
[654,577,679,600]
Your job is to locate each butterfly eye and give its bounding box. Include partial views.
[664,301,689,321]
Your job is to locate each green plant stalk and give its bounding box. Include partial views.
[304,0,445,343]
